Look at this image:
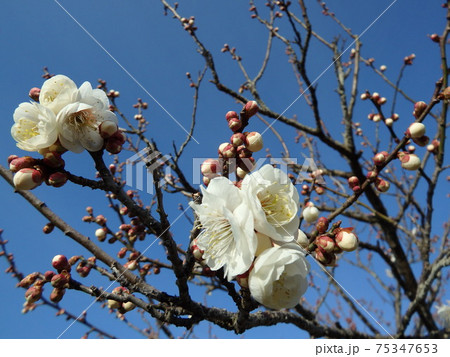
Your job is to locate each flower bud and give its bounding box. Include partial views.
[44,271,55,282]
[380,65,387,72]
[427,140,439,155]
[228,118,242,132]
[371,92,380,101]
[221,144,236,158]
[412,135,429,147]
[17,272,40,288]
[51,273,69,289]
[99,120,118,139]
[245,132,263,152]
[392,113,399,121]
[28,87,41,102]
[9,156,37,172]
[302,204,319,223]
[95,215,107,225]
[47,172,68,188]
[13,168,43,190]
[375,178,390,192]
[25,285,42,304]
[230,133,246,147]
[316,217,329,234]
[236,145,252,158]
[243,100,259,117]
[110,131,126,145]
[430,34,440,43]
[43,223,54,234]
[117,247,127,259]
[105,139,122,154]
[347,176,360,188]
[360,93,369,100]
[68,256,80,265]
[124,260,138,271]
[201,159,221,178]
[413,101,427,118]
[372,114,382,122]
[296,229,309,249]
[385,118,393,127]
[406,122,426,139]
[335,228,358,252]
[95,228,107,242]
[52,255,71,272]
[314,247,336,266]
[76,264,91,278]
[122,301,136,312]
[378,97,387,105]
[236,167,248,179]
[315,235,335,253]
[366,171,378,182]
[7,155,19,164]
[225,111,239,121]
[398,152,421,171]
[43,152,65,169]
[373,151,389,166]
[50,288,65,303]
[107,299,121,309]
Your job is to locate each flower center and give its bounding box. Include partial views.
[198,213,234,262]
[67,109,96,134]
[258,184,294,226]
[15,119,40,140]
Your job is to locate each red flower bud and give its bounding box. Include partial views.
[51,273,69,289]
[375,178,390,192]
[316,217,329,234]
[44,271,55,282]
[28,87,41,102]
[315,235,335,253]
[225,111,239,121]
[314,247,336,266]
[347,176,360,188]
[43,152,65,169]
[52,255,71,272]
[243,100,259,117]
[230,133,246,147]
[25,285,43,303]
[50,288,66,303]
[9,156,37,172]
[373,151,389,166]
[228,118,242,132]
[95,215,107,225]
[47,172,68,188]
[99,120,118,139]
[413,101,427,118]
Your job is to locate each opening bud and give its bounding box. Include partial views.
[375,178,390,192]
[406,122,426,139]
[230,133,246,147]
[13,168,43,190]
[221,144,236,158]
[373,151,389,166]
[315,235,335,253]
[201,159,221,178]
[99,120,119,139]
[398,152,421,171]
[228,118,242,132]
[335,228,358,252]
[245,132,263,152]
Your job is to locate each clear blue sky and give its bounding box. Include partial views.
[0,1,447,338]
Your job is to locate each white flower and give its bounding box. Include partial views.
[189,177,257,281]
[249,243,310,310]
[11,102,58,152]
[241,164,300,243]
[56,82,117,153]
[437,301,450,329]
[39,75,78,114]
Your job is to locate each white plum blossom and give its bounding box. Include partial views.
[189,177,257,281]
[11,102,58,152]
[56,81,118,153]
[437,301,450,328]
[39,75,78,114]
[241,164,300,243]
[249,243,310,310]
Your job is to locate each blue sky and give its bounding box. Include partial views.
[0,1,448,338]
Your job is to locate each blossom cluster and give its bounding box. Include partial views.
[190,164,310,310]
[9,75,123,190]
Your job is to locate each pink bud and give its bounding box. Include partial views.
[9,156,37,172]
[99,120,118,139]
[201,159,221,178]
[13,168,43,190]
[375,178,390,192]
[190,238,204,261]
[315,235,335,253]
[43,152,65,169]
[52,255,71,272]
[47,172,68,188]
[314,247,336,266]
[95,215,107,225]
[44,271,55,282]
[243,100,259,117]
[413,101,427,118]
[430,34,440,43]
[316,217,329,234]
[225,111,239,121]
[51,273,69,289]
[412,135,429,147]
[7,155,19,165]
[406,122,426,139]
[228,118,242,132]
[315,186,325,195]
[366,171,378,182]
[28,87,41,102]
[373,151,389,166]
[50,288,66,303]
[230,133,246,147]
[352,185,361,193]
[335,228,358,252]
[347,176,360,188]
[245,132,263,152]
